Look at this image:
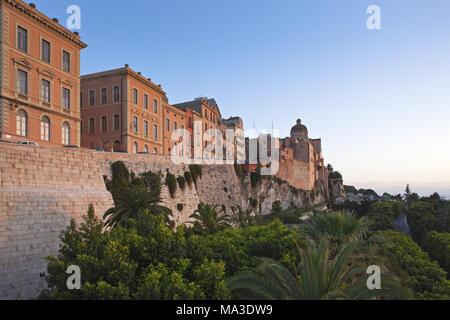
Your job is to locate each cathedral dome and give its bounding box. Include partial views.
[290,119,308,135]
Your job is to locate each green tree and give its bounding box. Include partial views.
[423,231,450,274]
[228,239,410,300]
[227,206,254,228]
[103,184,172,228]
[377,230,450,300]
[190,203,229,234]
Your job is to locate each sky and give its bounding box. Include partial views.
[34,0,450,197]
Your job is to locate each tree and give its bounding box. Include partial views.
[228,238,410,300]
[103,184,172,228]
[227,206,254,228]
[190,203,229,233]
[377,230,450,300]
[423,231,450,274]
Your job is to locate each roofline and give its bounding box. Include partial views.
[81,66,166,95]
[5,0,87,48]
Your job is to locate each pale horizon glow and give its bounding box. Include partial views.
[35,0,450,196]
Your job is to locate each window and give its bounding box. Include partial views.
[101,88,107,104]
[17,26,28,52]
[205,110,208,118]
[89,90,95,105]
[132,116,138,132]
[174,122,177,131]
[62,88,71,109]
[80,93,83,108]
[62,122,70,145]
[89,118,95,133]
[42,39,51,63]
[133,142,138,154]
[153,147,158,155]
[166,119,170,131]
[17,70,28,95]
[41,116,50,141]
[144,145,149,154]
[101,116,107,132]
[114,86,120,102]
[62,51,71,72]
[144,94,148,109]
[114,114,120,130]
[153,124,158,139]
[133,88,138,104]
[144,120,149,136]
[16,109,27,137]
[41,79,50,103]
[153,99,158,113]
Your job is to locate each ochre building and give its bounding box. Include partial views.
[0,0,87,146]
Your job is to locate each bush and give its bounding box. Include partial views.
[165,171,177,198]
[189,165,203,186]
[423,231,450,274]
[377,230,450,300]
[249,198,258,210]
[177,204,184,212]
[177,176,186,191]
[184,171,193,187]
[250,164,262,189]
[272,200,282,215]
[141,171,162,197]
[108,161,130,204]
[234,163,244,179]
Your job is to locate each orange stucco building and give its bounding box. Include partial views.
[0,0,87,147]
[80,66,166,154]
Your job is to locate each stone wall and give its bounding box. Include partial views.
[0,142,328,299]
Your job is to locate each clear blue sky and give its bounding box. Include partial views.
[35,0,450,196]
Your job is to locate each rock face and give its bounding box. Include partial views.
[329,178,346,200]
[0,143,328,299]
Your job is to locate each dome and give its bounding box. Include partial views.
[290,119,308,135]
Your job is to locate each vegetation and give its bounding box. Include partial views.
[189,165,203,187]
[423,231,450,274]
[189,203,229,234]
[250,164,262,188]
[165,171,177,198]
[39,163,450,300]
[177,176,186,191]
[183,171,193,187]
[377,230,450,300]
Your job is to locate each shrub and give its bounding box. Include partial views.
[272,200,282,215]
[423,231,450,274]
[140,171,162,197]
[189,165,203,186]
[177,176,186,191]
[109,161,130,204]
[249,198,258,210]
[250,164,262,189]
[234,163,244,179]
[165,172,177,198]
[177,204,184,212]
[184,171,193,187]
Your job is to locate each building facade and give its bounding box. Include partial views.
[80,66,165,154]
[0,0,87,146]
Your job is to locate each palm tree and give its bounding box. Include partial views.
[303,210,372,257]
[103,184,171,228]
[228,238,411,300]
[190,203,228,233]
[227,206,254,228]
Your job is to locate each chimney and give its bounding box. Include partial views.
[52,18,59,23]
[125,64,129,68]
[29,3,36,9]
[138,72,141,75]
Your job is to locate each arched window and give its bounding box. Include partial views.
[62,122,70,145]
[40,116,50,141]
[113,140,121,152]
[144,144,149,154]
[133,142,138,154]
[153,147,158,155]
[16,109,27,137]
